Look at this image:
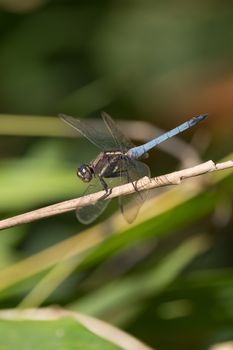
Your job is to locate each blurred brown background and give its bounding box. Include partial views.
[0,1,232,350]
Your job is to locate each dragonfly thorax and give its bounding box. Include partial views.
[77,164,93,182]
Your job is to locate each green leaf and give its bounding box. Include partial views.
[0,317,120,350]
[0,308,152,350]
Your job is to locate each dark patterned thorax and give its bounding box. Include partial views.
[90,150,127,178]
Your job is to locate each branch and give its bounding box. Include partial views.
[0,159,232,231]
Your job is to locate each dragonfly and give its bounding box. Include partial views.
[60,112,208,224]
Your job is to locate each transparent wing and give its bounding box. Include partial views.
[76,199,109,225]
[76,178,110,224]
[118,159,151,223]
[101,112,135,151]
[77,159,150,224]
[60,113,118,150]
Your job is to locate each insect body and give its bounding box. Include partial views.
[60,112,207,224]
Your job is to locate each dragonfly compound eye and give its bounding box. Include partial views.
[77,164,93,182]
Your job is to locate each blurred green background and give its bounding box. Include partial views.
[0,1,233,349]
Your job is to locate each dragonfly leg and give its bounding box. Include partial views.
[126,172,138,192]
[126,161,144,200]
[98,176,112,200]
[109,161,141,193]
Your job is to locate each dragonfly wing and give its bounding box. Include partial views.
[76,200,109,224]
[60,113,117,150]
[76,179,110,224]
[101,112,135,150]
[118,159,151,223]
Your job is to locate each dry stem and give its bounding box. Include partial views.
[0,159,232,231]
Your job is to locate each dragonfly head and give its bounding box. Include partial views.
[77,164,93,182]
